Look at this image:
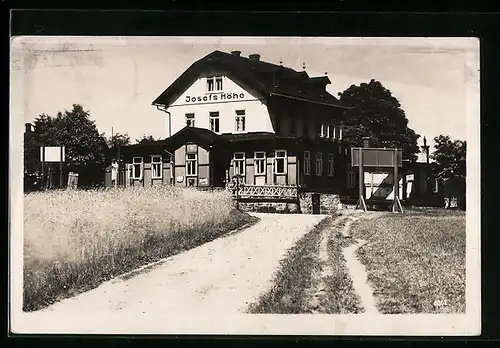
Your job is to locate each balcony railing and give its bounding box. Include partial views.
[227,183,299,200]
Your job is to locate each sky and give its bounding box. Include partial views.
[11,36,479,159]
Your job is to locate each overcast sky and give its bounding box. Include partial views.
[11,36,479,158]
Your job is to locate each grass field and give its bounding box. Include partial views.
[23,186,257,312]
[247,215,362,314]
[351,209,466,314]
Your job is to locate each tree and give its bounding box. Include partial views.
[430,135,466,209]
[107,132,131,148]
[24,104,109,189]
[338,79,420,161]
[135,134,158,144]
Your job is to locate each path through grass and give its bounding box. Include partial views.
[350,209,466,314]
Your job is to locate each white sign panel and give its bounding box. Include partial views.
[40,146,65,162]
[364,172,403,200]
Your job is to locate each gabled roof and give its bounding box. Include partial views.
[152,50,349,109]
[163,126,219,151]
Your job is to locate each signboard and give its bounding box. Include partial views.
[176,176,184,183]
[351,148,402,167]
[364,172,403,200]
[184,92,246,104]
[199,177,209,186]
[186,144,198,153]
[40,146,65,162]
[405,174,414,199]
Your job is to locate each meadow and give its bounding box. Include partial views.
[351,209,466,313]
[248,208,466,314]
[23,186,257,312]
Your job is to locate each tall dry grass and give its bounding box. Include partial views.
[23,186,256,312]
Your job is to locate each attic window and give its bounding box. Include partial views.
[207,76,223,92]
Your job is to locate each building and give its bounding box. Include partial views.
[107,50,352,203]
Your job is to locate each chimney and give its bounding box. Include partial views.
[362,137,371,148]
[25,123,33,133]
[230,50,241,57]
[421,136,430,164]
[249,53,260,61]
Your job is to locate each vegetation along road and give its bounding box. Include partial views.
[23,213,328,322]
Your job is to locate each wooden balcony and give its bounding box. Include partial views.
[227,183,299,201]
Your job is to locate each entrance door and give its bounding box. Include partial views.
[312,193,321,214]
[212,155,231,188]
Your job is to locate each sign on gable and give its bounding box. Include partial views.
[185,93,246,104]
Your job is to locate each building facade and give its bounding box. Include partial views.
[107,50,353,198]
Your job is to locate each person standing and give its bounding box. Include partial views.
[111,159,119,188]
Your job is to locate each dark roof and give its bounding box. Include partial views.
[118,127,350,157]
[152,50,349,109]
[162,127,219,151]
[218,132,297,142]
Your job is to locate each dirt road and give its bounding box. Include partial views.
[21,213,328,325]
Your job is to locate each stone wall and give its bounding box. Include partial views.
[299,192,341,215]
[235,192,341,215]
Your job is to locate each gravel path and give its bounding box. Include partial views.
[22,213,328,323]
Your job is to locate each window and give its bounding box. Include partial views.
[433,179,439,193]
[339,127,343,140]
[207,76,223,92]
[126,164,133,184]
[328,154,335,176]
[274,150,287,174]
[316,152,323,176]
[254,151,266,175]
[209,111,220,133]
[132,157,143,179]
[207,77,214,92]
[186,153,197,176]
[328,124,334,139]
[304,151,311,175]
[347,168,355,188]
[185,113,195,127]
[303,122,309,137]
[235,110,246,132]
[289,118,296,136]
[321,124,328,138]
[233,152,245,176]
[215,77,223,91]
[151,155,162,179]
[316,122,322,137]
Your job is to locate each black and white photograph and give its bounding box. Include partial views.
[10,36,480,335]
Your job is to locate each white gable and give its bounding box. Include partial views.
[170,76,262,107]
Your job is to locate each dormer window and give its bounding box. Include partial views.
[207,76,223,92]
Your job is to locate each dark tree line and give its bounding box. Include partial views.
[23,104,158,191]
[431,135,467,209]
